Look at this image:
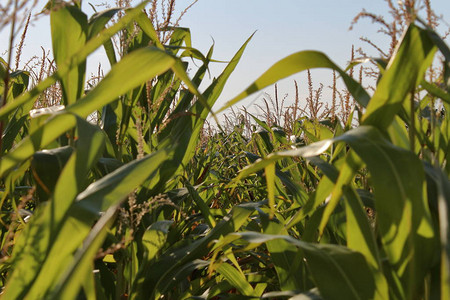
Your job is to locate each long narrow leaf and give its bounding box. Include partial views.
[362,24,436,129]
[214,232,376,300]
[216,51,369,113]
[2,148,172,299]
[0,1,149,120]
[51,4,87,106]
[0,47,175,176]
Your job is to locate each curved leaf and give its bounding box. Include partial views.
[0,1,150,121]
[2,147,172,299]
[214,232,376,300]
[88,7,121,39]
[362,24,436,129]
[216,263,257,297]
[233,125,435,298]
[51,4,88,106]
[133,202,260,299]
[0,47,176,177]
[216,50,370,113]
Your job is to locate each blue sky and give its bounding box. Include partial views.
[178,0,449,111]
[1,0,449,113]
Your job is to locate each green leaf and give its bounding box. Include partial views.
[31,145,74,202]
[286,172,335,230]
[264,163,276,219]
[362,24,436,130]
[87,8,121,39]
[2,147,172,299]
[333,127,435,298]
[421,80,450,105]
[233,139,333,183]
[151,34,253,191]
[0,1,150,121]
[318,151,360,237]
[142,220,174,262]
[134,10,164,49]
[216,50,369,113]
[424,163,450,298]
[262,217,304,291]
[1,117,106,299]
[51,118,106,225]
[168,27,192,48]
[261,289,321,299]
[215,232,376,300]
[231,125,435,297]
[132,202,260,299]
[285,154,388,298]
[186,183,216,228]
[49,204,118,300]
[0,47,176,177]
[87,7,122,66]
[51,4,88,106]
[216,263,256,297]
[343,186,389,299]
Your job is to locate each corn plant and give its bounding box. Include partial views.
[0,1,253,298]
[213,17,449,300]
[0,1,449,300]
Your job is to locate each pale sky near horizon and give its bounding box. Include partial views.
[1,0,449,115]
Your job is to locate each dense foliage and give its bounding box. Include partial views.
[0,1,449,299]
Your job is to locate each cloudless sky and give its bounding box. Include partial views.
[1,0,449,114]
[179,0,449,112]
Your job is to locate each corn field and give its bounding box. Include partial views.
[0,0,449,299]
